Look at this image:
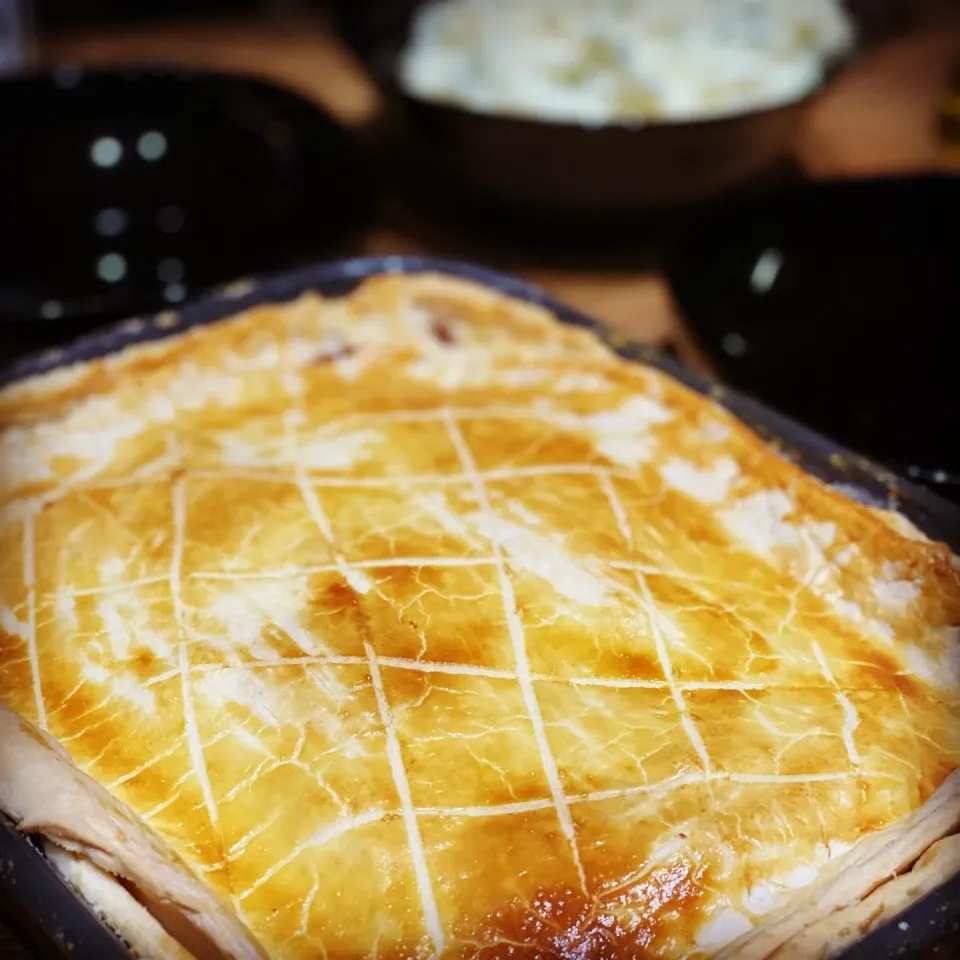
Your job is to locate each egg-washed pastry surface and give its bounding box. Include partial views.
[1,274,959,960]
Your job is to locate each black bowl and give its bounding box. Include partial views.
[0,66,372,355]
[662,174,960,501]
[334,0,910,222]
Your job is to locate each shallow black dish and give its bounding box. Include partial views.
[0,66,372,351]
[2,255,958,959]
[663,173,960,503]
[333,0,910,222]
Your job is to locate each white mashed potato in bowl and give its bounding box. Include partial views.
[332,0,865,217]
[399,0,856,125]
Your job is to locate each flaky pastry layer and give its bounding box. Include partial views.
[1,273,959,959]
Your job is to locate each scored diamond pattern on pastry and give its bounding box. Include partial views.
[1,273,959,959]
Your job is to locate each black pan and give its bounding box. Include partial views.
[2,255,958,960]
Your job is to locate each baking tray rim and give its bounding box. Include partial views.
[1,253,958,960]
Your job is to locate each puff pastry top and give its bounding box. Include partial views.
[1,275,958,959]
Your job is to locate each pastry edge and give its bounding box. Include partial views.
[715,768,960,960]
[775,833,960,959]
[43,841,198,960]
[0,704,267,960]
[0,273,608,415]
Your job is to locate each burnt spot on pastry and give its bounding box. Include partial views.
[429,318,457,345]
[410,296,464,346]
[311,341,357,365]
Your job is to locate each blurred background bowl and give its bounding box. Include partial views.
[333,0,914,223]
[0,64,372,346]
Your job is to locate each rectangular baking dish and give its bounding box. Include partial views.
[2,255,958,960]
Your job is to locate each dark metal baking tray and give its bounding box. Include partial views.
[1,255,958,960]
[0,817,134,960]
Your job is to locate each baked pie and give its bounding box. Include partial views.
[1,274,958,960]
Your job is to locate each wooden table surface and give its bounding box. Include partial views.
[2,7,960,959]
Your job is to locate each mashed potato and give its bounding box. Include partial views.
[400,0,855,124]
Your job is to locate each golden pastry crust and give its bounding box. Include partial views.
[1,273,958,959]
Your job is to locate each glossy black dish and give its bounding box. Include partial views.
[662,173,960,503]
[2,255,959,959]
[0,66,372,348]
[333,0,912,221]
